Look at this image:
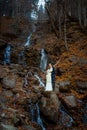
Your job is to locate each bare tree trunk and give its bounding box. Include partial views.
[64,0,68,50]
[59,15,62,39]
[59,5,62,39]
[45,1,59,38]
[82,0,87,27]
[67,0,71,17]
[78,0,82,26]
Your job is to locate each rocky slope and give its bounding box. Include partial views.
[0,16,87,130]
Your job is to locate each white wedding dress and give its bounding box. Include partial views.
[45,67,53,91]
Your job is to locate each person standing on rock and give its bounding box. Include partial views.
[51,64,56,91]
[45,63,53,91]
[51,59,61,91]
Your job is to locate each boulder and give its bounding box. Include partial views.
[50,92,60,110]
[39,92,60,123]
[3,90,13,97]
[59,95,77,108]
[65,95,77,107]
[2,73,17,89]
[0,123,18,130]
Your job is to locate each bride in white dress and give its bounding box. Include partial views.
[45,63,53,91]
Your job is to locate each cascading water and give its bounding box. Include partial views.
[40,49,47,71]
[34,73,45,87]
[37,0,46,13]
[36,104,46,130]
[29,103,46,130]
[25,33,32,47]
[3,44,11,65]
[59,105,74,127]
[30,103,37,122]
[18,51,25,65]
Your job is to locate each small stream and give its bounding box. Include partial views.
[34,73,45,87]
[29,103,46,130]
[25,33,32,47]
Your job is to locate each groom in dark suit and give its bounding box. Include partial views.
[51,66,56,91]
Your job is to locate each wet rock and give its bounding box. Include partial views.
[39,92,60,123]
[0,123,18,130]
[76,81,87,89]
[3,90,13,97]
[2,73,17,89]
[60,95,77,108]
[65,95,77,107]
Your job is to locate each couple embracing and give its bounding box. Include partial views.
[45,63,55,91]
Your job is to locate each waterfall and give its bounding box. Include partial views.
[30,103,37,122]
[25,33,32,47]
[3,44,11,65]
[36,104,46,130]
[59,105,73,127]
[29,103,46,130]
[37,0,46,13]
[40,49,47,71]
[31,10,38,20]
[34,73,45,87]
[18,51,26,65]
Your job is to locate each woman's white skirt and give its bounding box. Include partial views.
[45,82,52,91]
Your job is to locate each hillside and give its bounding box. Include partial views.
[0,16,87,130]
